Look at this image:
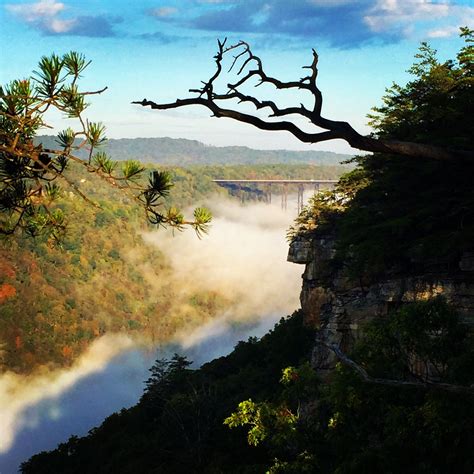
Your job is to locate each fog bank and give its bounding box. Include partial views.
[0,335,134,455]
[0,198,303,472]
[144,199,302,329]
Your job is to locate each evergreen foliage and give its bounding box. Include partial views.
[20,313,314,473]
[368,27,473,149]
[20,300,474,473]
[291,29,474,278]
[318,298,474,474]
[0,53,211,241]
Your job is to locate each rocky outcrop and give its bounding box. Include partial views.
[288,233,474,376]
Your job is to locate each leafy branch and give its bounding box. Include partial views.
[1,52,211,240]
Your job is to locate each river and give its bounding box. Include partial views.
[0,198,304,473]
[0,317,279,473]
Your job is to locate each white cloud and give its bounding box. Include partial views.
[149,6,178,18]
[426,24,460,37]
[5,0,119,36]
[49,16,76,33]
[424,4,474,39]
[5,0,76,33]
[364,0,451,33]
[6,0,65,22]
[308,0,355,6]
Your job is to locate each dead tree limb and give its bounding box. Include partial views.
[317,339,474,396]
[133,39,472,161]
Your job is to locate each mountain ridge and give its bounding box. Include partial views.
[36,135,353,166]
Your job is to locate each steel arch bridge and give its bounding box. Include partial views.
[212,179,338,213]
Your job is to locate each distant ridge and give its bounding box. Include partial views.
[35,136,352,166]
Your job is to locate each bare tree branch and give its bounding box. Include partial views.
[133,40,472,162]
[133,97,341,144]
[317,339,474,396]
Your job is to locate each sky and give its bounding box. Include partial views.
[1,0,473,153]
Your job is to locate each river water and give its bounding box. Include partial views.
[0,198,304,473]
[0,317,279,473]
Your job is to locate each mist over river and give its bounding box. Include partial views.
[0,198,305,473]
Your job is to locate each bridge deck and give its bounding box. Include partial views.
[213,179,337,212]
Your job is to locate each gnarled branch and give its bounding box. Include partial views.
[133,39,472,161]
[317,339,474,396]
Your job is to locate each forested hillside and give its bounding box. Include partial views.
[35,136,351,166]
[19,30,474,474]
[20,312,315,474]
[20,303,474,474]
[0,162,346,373]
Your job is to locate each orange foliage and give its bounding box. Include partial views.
[0,262,16,279]
[62,345,73,358]
[15,335,22,349]
[23,352,36,366]
[0,283,16,302]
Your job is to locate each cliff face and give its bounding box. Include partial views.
[288,233,474,376]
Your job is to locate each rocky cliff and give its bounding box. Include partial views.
[288,232,474,376]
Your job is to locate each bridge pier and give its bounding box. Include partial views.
[238,184,244,203]
[281,183,288,211]
[267,183,272,204]
[297,184,304,214]
[212,179,338,215]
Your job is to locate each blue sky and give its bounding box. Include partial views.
[1,0,473,153]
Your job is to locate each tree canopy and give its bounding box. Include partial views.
[288,30,474,277]
[368,28,473,150]
[19,304,474,473]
